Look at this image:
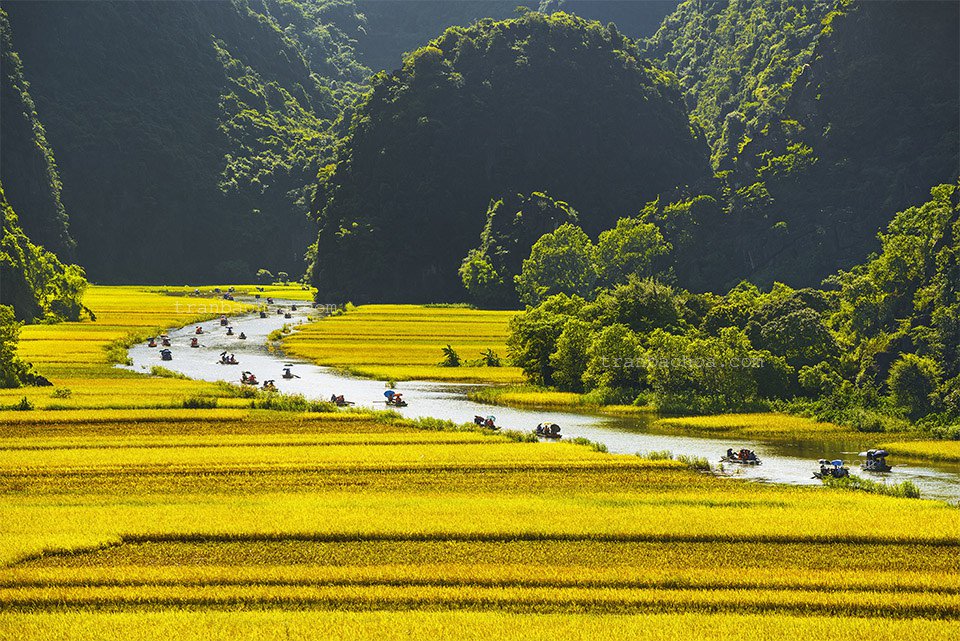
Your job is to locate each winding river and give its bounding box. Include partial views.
[123,299,960,503]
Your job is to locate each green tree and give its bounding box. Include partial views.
[459,250,505,308]
[548,319,593,392]
[515,224,597,306]
[887,354,940,419]
[0,305,27,388]
[583,324,644,392]
[507,294,584,385]
[595,217,670,287]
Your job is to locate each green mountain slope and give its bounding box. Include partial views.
[645,0,959,292]
[1,182,85,322]
[0,8,72,257]
[311,11,710,302]
[2,0,369,283]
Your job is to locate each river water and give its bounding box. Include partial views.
[123,300,960,503]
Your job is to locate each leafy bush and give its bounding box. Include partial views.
[181,396,218,409]
[438,345,461,368]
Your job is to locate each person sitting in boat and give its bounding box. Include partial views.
[483,417,496,429]
[726,448,735,459]
[474,415,485,426]
[195,327,204,335]
[238,332,246,340]
[190,337,200,348]
[148,337,157,347]
[283,368,294,379]
[226,327,234,336]
[262,380,276,391]
[330,393,338,403]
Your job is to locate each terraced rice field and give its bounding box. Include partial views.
[2,286,958,638]
[281,304,524,382]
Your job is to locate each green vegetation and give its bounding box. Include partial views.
[1,0,369,283]
[1,184,86,324]
[646,0,958,291]
[312,10,708,302]
[506,185,960,435]
[0,9,72,256]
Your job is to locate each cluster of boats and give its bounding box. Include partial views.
[720,447,894,479]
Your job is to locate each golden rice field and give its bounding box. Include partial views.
[281,304,524,383]
[2,286,959,639]
[654,413,851,438]
[881,440,960,463]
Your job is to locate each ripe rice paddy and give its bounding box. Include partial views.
[281,304,524,383]
[1,286,958,639]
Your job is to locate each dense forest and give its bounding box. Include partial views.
[311,0,957,299]
[506,183,960,433]
[311,11,709,301]
[2,0,369,282]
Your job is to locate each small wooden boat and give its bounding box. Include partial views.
[536,423,561,439]
[720,449,761,465]
[814,459,850,479]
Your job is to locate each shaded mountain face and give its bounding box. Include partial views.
[353,0,679,73]
[2,0,368,283]
[310,12,711,302]
[0,9,72,258]
[644,0,959,293]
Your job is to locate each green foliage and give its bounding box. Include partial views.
[438,345,462,368]
[0,9,73,256]
[583,324,643,392]
[481,349,502,368]
[595,216,671,287]
[3,0,370,283]
[822,475,921,499]
[887,355,940,420]
[507,293,584,385]
[313,10,708,301]
[548,319,592,393]
[515,224,597,306]
[461,192,579,306]
[646,0,835,164]
[0,305,28,388]
[1,184,87,322]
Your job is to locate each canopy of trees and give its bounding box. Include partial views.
[507,184,960,429]
[311,11,709,302]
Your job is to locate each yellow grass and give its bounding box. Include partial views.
[2,611,957,641]
[654,413,850,438]
[880,440,960,463]
[281,304,524,383]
